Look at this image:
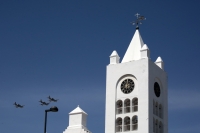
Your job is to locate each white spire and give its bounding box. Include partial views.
[121,29,144,63]
[69,105,87,115]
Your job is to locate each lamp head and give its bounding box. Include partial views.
[50,106,58,112]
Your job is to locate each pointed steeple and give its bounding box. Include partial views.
[121,29,144,63]
[69,105,87,115]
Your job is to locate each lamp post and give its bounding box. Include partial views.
[44,106,58,133]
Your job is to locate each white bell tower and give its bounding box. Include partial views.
[105,27,168,133]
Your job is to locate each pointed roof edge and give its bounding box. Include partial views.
[121,29,144,63]
[69,105,88,115]
[110,50,119,57]
[141,44,149,50]
[134,29,144,46]
[137,29,144,45]
[155,56,163,62]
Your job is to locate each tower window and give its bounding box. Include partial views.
[132,98,138,112]
[132,116,138,131]
[116,117,122,132]
[124,117,130,131]
[159,121,163,133]
[153,100,155,115]
[155,102,158,116]
[153,100,163,119]
[116,100,123,114]
[155,120,158,133]
[159,104,162,118]
[153,118,155,132]
[124,99,130,113]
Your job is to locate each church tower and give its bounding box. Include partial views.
[105,17,168,133]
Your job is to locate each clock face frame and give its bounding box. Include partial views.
[120,79,135,94]
[154,82,161,97]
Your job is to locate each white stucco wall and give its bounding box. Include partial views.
[149,61,168,133]
[105,58,168,133]
[69,114,82,127]
[106,59,149,133]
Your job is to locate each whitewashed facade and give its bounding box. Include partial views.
[105,29,168,133]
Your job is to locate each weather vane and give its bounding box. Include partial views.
[131,13,146,29]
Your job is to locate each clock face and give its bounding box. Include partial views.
[154,82,161,97]
[121,79,134,94]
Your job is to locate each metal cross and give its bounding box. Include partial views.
[131,13,146,29]
[135,13,140,18]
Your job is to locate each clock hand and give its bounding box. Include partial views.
[126,79,128,89]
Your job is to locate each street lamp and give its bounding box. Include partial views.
[44,106,58,133]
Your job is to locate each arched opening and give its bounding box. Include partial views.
[155,102,158,116]
[153,118,155,132]
[155,119,158,133]
[116,117,122,132]
[153,100,155,115]
[124,117,130,131]
[132,98,138,112]
[116,100,123,114]
[132,116,138,131]
[159,104,162,118]
[159,121,163,133]
[124,99,130,113]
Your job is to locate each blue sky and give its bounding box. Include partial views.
[0,0,200,133]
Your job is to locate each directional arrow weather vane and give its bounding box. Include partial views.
[131,13,146,29]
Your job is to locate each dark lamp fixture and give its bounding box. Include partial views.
[50,106,58,112]
[45,106,58,112]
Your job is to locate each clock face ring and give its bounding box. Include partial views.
[121,79,134,94]
[154,82,161,97]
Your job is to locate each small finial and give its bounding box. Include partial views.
[131,13,146,29]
